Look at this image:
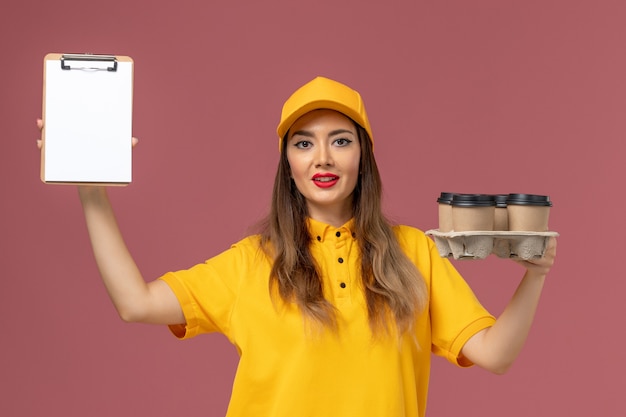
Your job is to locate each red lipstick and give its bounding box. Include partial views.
[312,173,339,188]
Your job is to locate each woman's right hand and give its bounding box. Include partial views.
[36,118,44,149]
[36,118,138,194]
[36,118,139,149]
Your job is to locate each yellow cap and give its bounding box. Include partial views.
[276,77,373,150]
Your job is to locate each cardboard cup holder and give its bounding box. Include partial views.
[425,230,559,260]
[432,192,557,260]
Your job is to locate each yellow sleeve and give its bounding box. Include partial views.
[396,226,496,367]
[159,236,261,340]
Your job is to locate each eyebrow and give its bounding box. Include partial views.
[290,128,356,138]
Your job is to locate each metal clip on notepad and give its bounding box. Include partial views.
[60,54,118,72]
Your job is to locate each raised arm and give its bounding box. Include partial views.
[78,186,184,325]
[38,119,184,325]
[460,237,557,374]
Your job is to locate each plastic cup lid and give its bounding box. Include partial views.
[450,194,496,207]
[506,193,553,207]
[437,192,456,204]
[494,194,508,208]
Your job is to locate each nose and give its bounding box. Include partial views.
[314,143,334,167]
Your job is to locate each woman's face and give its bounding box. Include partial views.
[286,109,361,225]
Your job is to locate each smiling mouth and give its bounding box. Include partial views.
[312,174,340,188]
[314,176,339,182]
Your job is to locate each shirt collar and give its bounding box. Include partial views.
[306,217,356,242]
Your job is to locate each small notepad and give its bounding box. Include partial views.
[41,53,134,184]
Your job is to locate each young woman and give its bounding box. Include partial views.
[39,76,556,417]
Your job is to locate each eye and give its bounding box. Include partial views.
[334,138,352,147]
[294,140,312,149]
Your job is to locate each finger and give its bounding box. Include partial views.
[547,236,557,254]
[131,137,139,147]
[37,139,42,150]
[36,118,43,130]
[540,237,557,262]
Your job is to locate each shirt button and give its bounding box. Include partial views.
[338,257,344,263]
[336,231,341,237]
[316,236,321,241]
[340,282,346,288]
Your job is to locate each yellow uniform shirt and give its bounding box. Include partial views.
[160,218,495,417]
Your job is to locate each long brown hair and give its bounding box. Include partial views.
[259,123,427,336]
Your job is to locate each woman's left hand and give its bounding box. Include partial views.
[513,236,557,278]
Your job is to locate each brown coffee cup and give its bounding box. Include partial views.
[451,194,496,232]
[493,194,509,231]
[506,194,552,231]
[437,192,455,232]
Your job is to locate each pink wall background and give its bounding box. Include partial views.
[1,1,624,415]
